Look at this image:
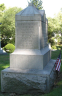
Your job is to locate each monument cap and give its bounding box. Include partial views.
[28,3,33,6]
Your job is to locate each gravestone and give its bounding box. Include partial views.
[1,3,56,94]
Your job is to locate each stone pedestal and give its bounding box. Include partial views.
[1,60,56,94]
[10,45,51,70]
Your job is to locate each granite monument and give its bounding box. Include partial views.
[1,3,56,94]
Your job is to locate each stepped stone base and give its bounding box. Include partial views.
[1,59,56,94]
[10,45,51,70]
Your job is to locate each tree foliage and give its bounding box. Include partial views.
[0,3,5,11]
[48,17,54,42]
[1,7,22,47]
[57,11,62,34]
[56,11,62,43]
[0,4,5,21]
[48,10,62,46]
[28,0,43,9]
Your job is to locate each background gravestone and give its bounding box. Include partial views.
[1,3,56,94]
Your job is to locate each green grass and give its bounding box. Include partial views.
[51,50,61,59]
[0,50,62,96]
[0,54,9,70]
[43,86,62,96]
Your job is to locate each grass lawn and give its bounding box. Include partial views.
[0,50,62,96]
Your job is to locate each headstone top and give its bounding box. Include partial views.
[16,4,40,16]
[28,3,33,6]
[16,4,46,22]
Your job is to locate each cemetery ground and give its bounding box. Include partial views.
[0,50,62,96]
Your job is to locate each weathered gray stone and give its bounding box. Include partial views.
[15,21,40,49]
[1,60,56,94]
[14,6,50,69]
[10,45,51,70]
[15,4,48,49]
[1,3,56,94]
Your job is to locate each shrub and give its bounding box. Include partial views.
[52,46,57,49]
[56,45,62,50]
[3,43,15,53]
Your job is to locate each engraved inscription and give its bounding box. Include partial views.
[16,22,39,49]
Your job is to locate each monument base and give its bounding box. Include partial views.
[10,45,51,70]
[1,59,57,94]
